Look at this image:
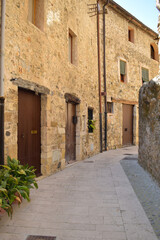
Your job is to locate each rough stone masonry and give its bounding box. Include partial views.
[139,77,160,184]
[139,1,160,184]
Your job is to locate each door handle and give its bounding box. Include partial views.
[125,128,127,131]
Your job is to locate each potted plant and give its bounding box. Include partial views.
[0,156,38,217]
[88,119,96,132]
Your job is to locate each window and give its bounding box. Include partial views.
[68,29,77,65]
[151,45,155,59]
[28,0,44,31]
[69,33,73,63]
[107,102,114,114]
[88,108,93,133]
[120,60,127,83]
[150,43,159,61]
[142,68,149,84]
[128,27,134,43]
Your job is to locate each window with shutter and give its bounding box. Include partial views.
[120,60,127,83]
[142,68,149,83]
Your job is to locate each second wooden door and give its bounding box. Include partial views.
[65,102,76,162]
[123,104,133,146]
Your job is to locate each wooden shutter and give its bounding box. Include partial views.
[120,60,126,75]
[142,68,149,82]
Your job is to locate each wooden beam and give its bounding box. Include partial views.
[64,93,81,104]
[111,97,138,105]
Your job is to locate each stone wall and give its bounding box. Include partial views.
[139,77,160,184]
[4,0,99,175]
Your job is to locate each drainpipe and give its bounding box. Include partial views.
[0,0,6,165]
[97,0,103,153]
[103,0,109,151]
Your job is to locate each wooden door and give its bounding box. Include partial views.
[18,88,41,175]
[65,102,76,162]
[123,104,133,146]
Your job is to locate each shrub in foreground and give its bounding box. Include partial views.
[0,156,38,217]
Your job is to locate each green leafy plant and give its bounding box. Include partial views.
[0,156,38,217]
[88,119,96,132]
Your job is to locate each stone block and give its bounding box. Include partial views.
[58,127,65,135]
[52,149,62,163]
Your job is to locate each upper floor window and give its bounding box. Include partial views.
[150,43,158,61]
[69,33,73,63]
[28,0,44,31]
[68,29,77,65]
[128,27,134,43]
[120,60,127,83]
[142,67,149,84]
[151,45,155,59]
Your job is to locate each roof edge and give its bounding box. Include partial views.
[101,0,158,38]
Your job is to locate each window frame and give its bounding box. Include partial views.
[128,27,134,43]
[69,33,73,64]
[107,102,114,114]
[141,67,149,84]
[28,0,44,31]
[88,108,94,133]
[68,29,77,65]
[119,59,127,83]
[150,43,159,61]
[151,45,155,60]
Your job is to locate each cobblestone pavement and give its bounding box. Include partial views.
[121,156,160,239]
[0,146,158,240]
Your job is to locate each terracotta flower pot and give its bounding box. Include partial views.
[0,207,6,217]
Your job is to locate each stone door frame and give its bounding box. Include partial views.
[65,93,81,162]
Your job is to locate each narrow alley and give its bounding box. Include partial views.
[0,146,159,240]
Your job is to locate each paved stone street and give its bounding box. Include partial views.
[121,157,160,239]
[0,146,159,240]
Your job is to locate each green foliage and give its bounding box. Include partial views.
[88,119,96,132]
[0,156,38,217]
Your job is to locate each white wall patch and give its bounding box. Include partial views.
[47,10,60,25]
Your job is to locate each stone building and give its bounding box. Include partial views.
[1,0,159,176]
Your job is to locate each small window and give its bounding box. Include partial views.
[107,102,114,114]
[150,43,159,61]
[28,0,44,31]
[68,29,77,65]
[142,68,149,84]
[128,27,134,43]
[120,60,127,83]
[88,108,93,133]
[69,33,73,63]
[151,45,155,59]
